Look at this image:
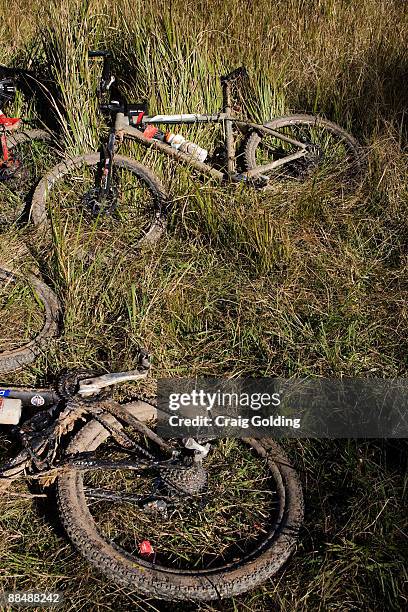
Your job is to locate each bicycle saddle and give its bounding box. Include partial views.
[220,66,248,83]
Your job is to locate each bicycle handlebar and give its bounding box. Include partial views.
[221,66,248,84]
[88,50,114,99]
[88,50,111,58]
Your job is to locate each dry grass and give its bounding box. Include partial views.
[0,0,407,610]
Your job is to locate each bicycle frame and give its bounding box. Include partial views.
[114,111,309,182]
[89,51,309,186]
[0,366,155,483]
[0,366,208,496]
[1,385,58,408]
[0,367,150,410]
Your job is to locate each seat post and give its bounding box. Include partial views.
[222,78,236,175]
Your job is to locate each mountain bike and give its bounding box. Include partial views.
[0,75,60,227]
[0,357,304,601]
[0,264,60,373]
[30,50,363,245]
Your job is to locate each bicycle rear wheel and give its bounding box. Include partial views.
[57,402,304,601]
[0,129,60,227]
[244,114,363,187]
[0,266,60,373]
[31,154,168,247]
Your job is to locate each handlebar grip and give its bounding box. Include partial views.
[88,50,111,58]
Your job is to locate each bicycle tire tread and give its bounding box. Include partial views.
[57,410,304,601]
[0,267,60,373]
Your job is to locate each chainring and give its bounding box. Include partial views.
[57,369,112,402]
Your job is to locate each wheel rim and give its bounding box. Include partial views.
[71,429,290,575]
[42,160,164,249]
[252,121,360,184]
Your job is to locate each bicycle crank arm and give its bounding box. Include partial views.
[78,369,150,397]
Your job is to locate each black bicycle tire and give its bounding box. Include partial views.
[30,154,168,245]
[0,266,60,373]
[57,404,304,601]
[244,113,363,182]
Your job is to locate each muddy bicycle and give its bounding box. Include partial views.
[30,50,363,245]
[0,356,303,601]
[0,74,60,228]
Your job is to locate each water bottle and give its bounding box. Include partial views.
[0,397,22,424]
[179,140,208,163]
[165,132,186,149]
[165,132,208,162]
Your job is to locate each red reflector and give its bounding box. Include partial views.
[139,540,154,555]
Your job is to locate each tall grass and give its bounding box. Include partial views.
[0,0,407,610]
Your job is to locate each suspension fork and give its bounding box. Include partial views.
[98,128,117,200]
[222,81,236,175]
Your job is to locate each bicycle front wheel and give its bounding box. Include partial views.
[31,154,168,247]
[57,402,304,601]
[244,114,363,187]
[0,266,60,373]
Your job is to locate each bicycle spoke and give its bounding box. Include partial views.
[41,158,163,248]
[77,434,283,572]
[252,121,359,183]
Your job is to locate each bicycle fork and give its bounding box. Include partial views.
[98,131,116,200]
[85,129,117,216]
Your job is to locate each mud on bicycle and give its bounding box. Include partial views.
[30,50,363,246]
[0,354,303,601]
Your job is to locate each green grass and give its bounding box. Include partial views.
[83,438,278,571]
[0,0,407,610]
